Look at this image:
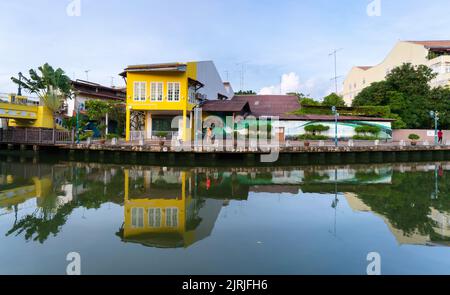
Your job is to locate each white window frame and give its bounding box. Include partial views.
[131,207,144,228]
[167,82,181,102]
[133,82,147,101]
[165,207,178,227]
[150,82,164,102]
[148,208,162,228]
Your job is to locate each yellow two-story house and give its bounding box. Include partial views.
[120,61,232,142]
[119,169,223,248]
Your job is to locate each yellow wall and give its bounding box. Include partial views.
[122,170,196,247]
[125,62,198,141]
[9,106,61,129]
[126,62,198,111]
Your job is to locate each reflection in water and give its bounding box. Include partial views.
[1,160,449,248]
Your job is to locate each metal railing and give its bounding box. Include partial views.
[130,131,179,141]
[0,128,73,145]
[0,93,42,106]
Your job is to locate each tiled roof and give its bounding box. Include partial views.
[72,80,126,101]
[357,66,372,71]
[119,62,187,77]
[201,100,249,112]
[232,95,301,119]
[408,40,450,48]
[298,114,396,122]
[201,95,394,122]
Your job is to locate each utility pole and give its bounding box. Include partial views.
[84,70,91,81]
[236,61,249,91]
[329,49,343,94]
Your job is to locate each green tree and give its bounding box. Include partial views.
[288,92,321,106]
[11,63,73,140]
[322,93,346,107]
[85,100,126,138]
[235,90,256,95]
[352,63,440,129]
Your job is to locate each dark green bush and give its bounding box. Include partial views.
[408,134,420,141]
[106,133,119,140]
[304,124,330,133]
[79,131,94,141]
[298,134,329,140]
[355,126,381,135]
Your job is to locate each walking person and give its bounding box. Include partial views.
[438,129,443,144]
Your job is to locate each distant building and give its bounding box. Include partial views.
[202,95,394,140]
[343,40,450,105]
[68,79,126,117]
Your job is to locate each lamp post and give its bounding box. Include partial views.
[76,103,83,144]
[332,106,339,147]
[429,111,439,145]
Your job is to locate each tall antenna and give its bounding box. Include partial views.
[236,61,249,91]
[329,49,343,94]
[110,76,115,87]
[84,70,91,81]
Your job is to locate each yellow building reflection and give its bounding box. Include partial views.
[119,168,222,248]
[0,176,52,210]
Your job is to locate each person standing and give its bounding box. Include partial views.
[438,129,443,144]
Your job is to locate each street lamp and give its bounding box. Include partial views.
[332,106,339,147]
[76,103,83,144]
[429,111,439,145]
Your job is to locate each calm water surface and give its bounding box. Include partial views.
[0,155,449,274]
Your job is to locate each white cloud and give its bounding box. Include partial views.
[258,72,322,97]
[258,72,301,95]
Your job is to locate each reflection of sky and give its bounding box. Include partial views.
[0,162,449,274]
[0,192,449,274]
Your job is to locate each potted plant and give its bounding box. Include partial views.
[156,131,169,148]
[408,133,420,146]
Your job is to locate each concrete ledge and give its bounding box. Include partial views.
[59,143,450,154]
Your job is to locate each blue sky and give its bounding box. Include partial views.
[0,0,449,98]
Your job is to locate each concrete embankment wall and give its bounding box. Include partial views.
[393,129,450,142]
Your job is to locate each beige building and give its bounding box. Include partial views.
[343,40,450,106]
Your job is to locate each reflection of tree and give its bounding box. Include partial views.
[6,202,76,243]
[356,170,450,239]
[303,171,330,182]
[6,166,125,243]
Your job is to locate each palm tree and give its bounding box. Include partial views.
[11,63,73,142]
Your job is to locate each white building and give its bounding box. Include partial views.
[343,40,450,106]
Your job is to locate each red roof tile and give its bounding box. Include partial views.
[232,95,301,119]
[201,100,249,112]
[408,40,450,48]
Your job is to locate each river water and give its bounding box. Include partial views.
[0,153,449,274]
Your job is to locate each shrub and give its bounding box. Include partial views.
[106,133,119,140]
[155,131,169,138]
[355,125,381,135]
[298,134,329,140]
[304,124,330,133]
[408,134,420,141]
[79,131,94,141]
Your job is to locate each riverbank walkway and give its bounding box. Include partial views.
[1,127,450,154]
